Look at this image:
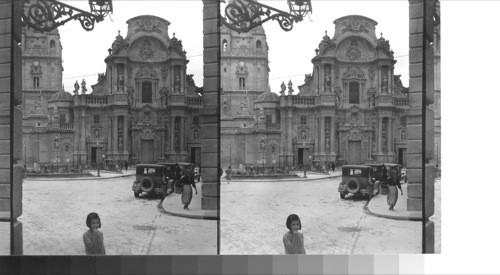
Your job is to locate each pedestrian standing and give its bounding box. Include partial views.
[331,161,336,173]
[283,214,306,254]
[226,166,232,184]
[181,171,198,210]
[387,170,403,211]
[124,160,128,171]
[83,212,106,255]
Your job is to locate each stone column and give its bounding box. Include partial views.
[378,117,383,154]
[319,116,325,157]
[170,117,175,155]
[180,116,186,155]
[107,116,112,155]
[287,109,293,166]
[200,0,219,210]
[331,116,336,158]
[407,0,436,253]
[313,117,319,158]
[123,116,129,155]
[0,0,23,254]
[388,117,393,154]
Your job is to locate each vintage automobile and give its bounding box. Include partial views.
[132,164,171,198]
[363,163,405,183]
[157,162,196,192]
[338,165,376,200]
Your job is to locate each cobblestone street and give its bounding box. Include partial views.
[220,177,421,254]
[19,176,217,255]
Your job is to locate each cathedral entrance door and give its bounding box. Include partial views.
[398,148,406,167]
[298,148,304,165]
[141,140,155,163]
[348,141,362,165]
[91,147,97,164]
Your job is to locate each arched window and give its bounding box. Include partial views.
[94,114,100,124]
[65,144,69,152]
[256,40,262,49]
[33,76,39,88]
[142,81,153,103]
[222,39,228,52]
[239,77,245,89]
[50,40,56,48]
[349,82,360,104]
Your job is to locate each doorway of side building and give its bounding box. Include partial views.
[141,140,155,163]
[398,148,407,167]
[190,146,201,166]
[91,147,97,164]
[348,141,362,165]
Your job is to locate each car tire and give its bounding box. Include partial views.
[340,193,346,199]
[346,178,361,194]
[139,177,154,193]
[134,191,140,198]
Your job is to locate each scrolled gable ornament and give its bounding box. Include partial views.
[134,18,161,33]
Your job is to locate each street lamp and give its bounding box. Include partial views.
[221,0,312,33]
[21,0,113,33]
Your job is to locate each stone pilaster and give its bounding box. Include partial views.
[0,0,23,255]
[201,0,219,211]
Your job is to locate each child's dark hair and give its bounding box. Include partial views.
[86,212,101,229]
[286,214,301,230]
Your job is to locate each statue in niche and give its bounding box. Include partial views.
[118,136,123,148]
[118,75,124,91]
[371,93,376,107]
[127,86,135,105]
[382,76,388,94]
[260,140,265,150]
[174,74,181,93]
[325,75,332,92]
[94,129,100,139]
[301,130,307,140]
[194,130,198,140]
[401,130,406,140]
[280,81,286,95]
[73,81,80,94]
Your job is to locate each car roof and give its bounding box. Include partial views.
[343,165,371,169]
[157,162,176,166]
[383,163,402,166]
[137,164,164,168]
[176,162,194,166]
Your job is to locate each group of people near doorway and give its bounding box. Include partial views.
[378,164,404,211]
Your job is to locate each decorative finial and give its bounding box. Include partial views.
[380,32,383,38]
[325,30,328,35]
[173,32,176,38]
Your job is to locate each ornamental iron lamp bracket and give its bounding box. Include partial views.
[21,0,113,33]
[221,0,312,33]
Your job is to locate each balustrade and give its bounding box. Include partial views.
[85,96,108,105]
[60,123,74,130]
[292,96,315,106]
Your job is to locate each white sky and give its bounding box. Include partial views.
[59,1,408,94]
[59,0,204,93]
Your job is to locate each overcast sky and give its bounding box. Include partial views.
[59,0,408,94]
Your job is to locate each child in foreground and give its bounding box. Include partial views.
[283,214,306,254]
[83,212,106,255]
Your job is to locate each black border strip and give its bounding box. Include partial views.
[422,0,428,254]
[216,0,221,256]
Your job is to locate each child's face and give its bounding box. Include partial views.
[290,220,300,232]
[90,219,100,230]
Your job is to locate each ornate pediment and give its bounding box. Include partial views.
[135,66,159,79]
[134,17,161,33]
[342,67,365,80]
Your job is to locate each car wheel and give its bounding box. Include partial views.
[340,193,346,199]
[346,178,361,193]
[134,191,140,198]
[139,177,154,193]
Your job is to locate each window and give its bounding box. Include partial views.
[94,114,100,124]
[33,76,39,88]
[193,116,199,126]
[223,68,227,72]
[142,81,153,103]
[400,116,407,127]
[349,82,360,104]
[239,77,245,88]
[271,146,276,153]
[65,144,69,152]
[300,116,307,125]
[50,40,56,48]
[256,40,262,49]
[222,39,228,52]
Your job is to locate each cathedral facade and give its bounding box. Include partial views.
[221,15,409,169]
[22,15,203,169]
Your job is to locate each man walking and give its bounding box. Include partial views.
[331,161,336,173]
[226,166,232,184]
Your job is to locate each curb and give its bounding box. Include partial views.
[364,198,423,221]
[27,173,135,181]
[230,174,341,183]
[157,196,219,221]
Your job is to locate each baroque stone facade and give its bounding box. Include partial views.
[221,15,409,169]
[21,15,203,169]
